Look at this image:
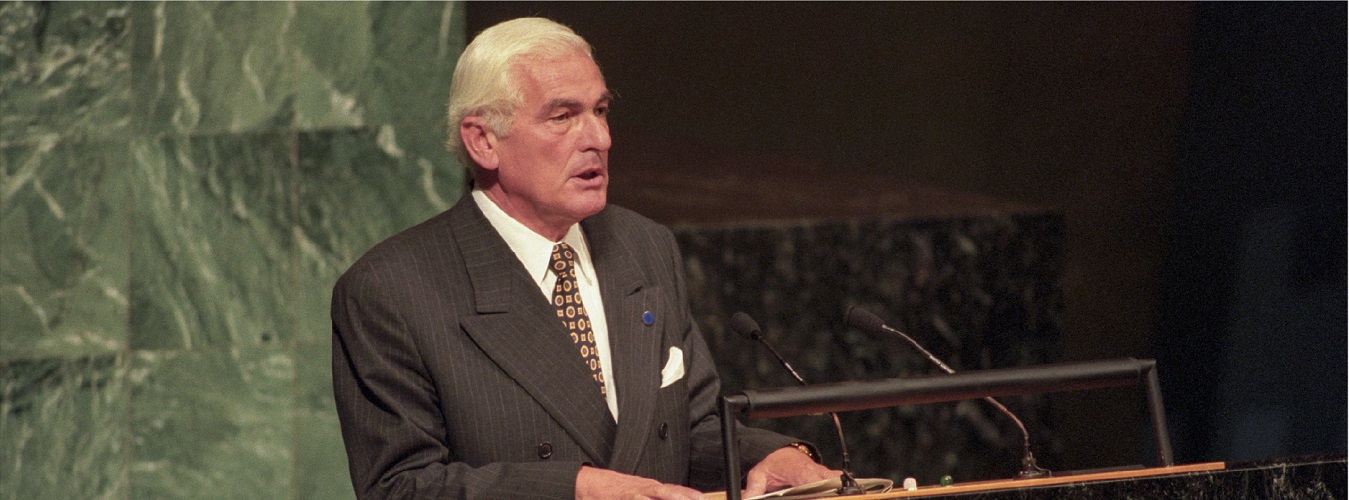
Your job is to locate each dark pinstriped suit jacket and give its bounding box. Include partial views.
[331,196,795,499]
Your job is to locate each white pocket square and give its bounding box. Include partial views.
[660,346,685,388]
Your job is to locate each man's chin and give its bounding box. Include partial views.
[572,192,607,220]
[580,198,607,218]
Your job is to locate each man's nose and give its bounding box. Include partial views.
[579,113,611,152]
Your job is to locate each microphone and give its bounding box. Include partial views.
[730,312,865,496]
[844,306,1050,479]
[729,312,808,384]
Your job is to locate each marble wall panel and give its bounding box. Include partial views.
[1,1,467,496]
[0,354,129,498]
[350,2,465,126]
[293,340,354,500]
[0,2,130,145]
[676,212,1064,484]
[129,346,293,499]
[129,2,463,136]
[129,132,295,350]
[1,137,130,359]
[293,125,463,343]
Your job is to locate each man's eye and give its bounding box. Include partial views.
[549,113,570,122]
[594,107,609,117]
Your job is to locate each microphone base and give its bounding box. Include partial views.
[1015,469,1052,479]
[835,472,867,496]
[1016,453,1051,479]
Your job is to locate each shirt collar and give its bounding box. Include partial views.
[471,188,594,287]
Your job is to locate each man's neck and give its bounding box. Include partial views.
[478,186,571,241]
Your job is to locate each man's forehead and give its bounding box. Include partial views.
[518,55,610,106]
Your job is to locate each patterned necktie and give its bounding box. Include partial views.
[549,243,606,395]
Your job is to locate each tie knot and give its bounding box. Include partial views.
[550,243,576,277]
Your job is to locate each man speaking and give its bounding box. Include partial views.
[331,17,835,499]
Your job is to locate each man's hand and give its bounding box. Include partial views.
[743,446,841,498]
[576,465,703,500]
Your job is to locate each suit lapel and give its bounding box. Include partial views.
[450,200,616,465]
[584,213,662,472]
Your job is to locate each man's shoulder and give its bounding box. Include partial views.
[336,203,470,290]
[586,204,683,257]
[590,203,672,239]
[363,209,452,258]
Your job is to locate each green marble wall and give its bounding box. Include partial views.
[1,2,467,498]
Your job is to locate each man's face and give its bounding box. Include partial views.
[485,50,612,239]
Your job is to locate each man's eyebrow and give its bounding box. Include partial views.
[543,92,613,111]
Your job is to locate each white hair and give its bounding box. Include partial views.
[445,18,595,169]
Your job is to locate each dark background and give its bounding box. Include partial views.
[468,2,1346,471]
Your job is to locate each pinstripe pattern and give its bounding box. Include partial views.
[332,196,796,499]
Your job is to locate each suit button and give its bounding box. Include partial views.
[658,423,669,440]
[537,442,553,459]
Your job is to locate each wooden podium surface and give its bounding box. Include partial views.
[870,462,1224,498]
[707,455,1346,499]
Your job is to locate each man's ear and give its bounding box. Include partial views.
[460,117,499,171]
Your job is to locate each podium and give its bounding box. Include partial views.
[714,358,1346,498]
[854,456,1343,498]
[704,456,1346,499]
[717,358,1174,499]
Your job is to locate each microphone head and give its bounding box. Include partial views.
[844,306,886,334]
[729,312,763,340]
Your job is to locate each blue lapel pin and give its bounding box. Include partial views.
[642,311,654,326]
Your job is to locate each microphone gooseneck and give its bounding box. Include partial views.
[730,312,808,385]
[729,312,866,496]
[844,306,1051,479]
